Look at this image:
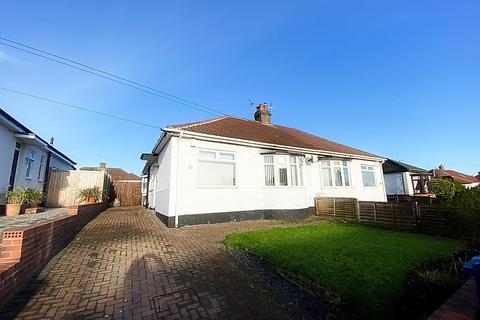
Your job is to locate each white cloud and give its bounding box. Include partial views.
[0,50,23,64]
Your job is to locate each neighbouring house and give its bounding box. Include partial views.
[80,163,142,206]
[141,104,387,227]
[431,165,480,189]
[383,159,433,196]
[0,107,76,204]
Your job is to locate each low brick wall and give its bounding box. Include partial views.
[0,203,106,307]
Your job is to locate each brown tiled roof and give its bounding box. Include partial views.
[80,167,141,181]
[167,116,380,158]
[432,169,480,184]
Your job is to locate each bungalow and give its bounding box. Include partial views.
[383,159,433,196]
[0,107,76,204]
[141,104,387,227]
[432,165,480,189]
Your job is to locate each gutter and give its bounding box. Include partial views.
[164,128,385,162]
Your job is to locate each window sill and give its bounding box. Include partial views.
[25,177,32,180]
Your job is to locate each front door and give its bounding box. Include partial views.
[8,143,21,189]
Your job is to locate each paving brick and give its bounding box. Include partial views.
[0,206,318,319]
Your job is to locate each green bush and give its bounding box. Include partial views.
[4,188,27,204]
[450,188,480,246]
[25,188,44,206]
[432,179,457,201]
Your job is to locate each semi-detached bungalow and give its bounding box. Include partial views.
[0,107,76,204]
[141,104,387,228]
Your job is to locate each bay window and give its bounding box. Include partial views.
[197,149,236,186]
[321,160,351,187]
[263,154,304,187]
[361,164,376,186]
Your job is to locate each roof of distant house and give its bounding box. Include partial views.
[382,159,429,174]
[432,167,480,184]
[80,166,141,181]
[0,107,76,166]
[166,116,380,158]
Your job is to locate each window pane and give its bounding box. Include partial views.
[342,161,348,166]
[290,165,298,186]
[278,156,287,164]
[219,153,234,160]
[265,164,275,186]
[290,156,297,164]
[343,167,350,186]
[322,168,333,186]
[362,171,376,186]
[197,161,235,186]
[264,155,274,164]
[321,161,330,167]
[279,166,288,186]
[334,167,343,186]
[199,150,216,159]
[333,161,341,166]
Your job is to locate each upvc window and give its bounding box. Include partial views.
[321,160,351,187]
[361,164,376,186]
[197,149,236,186]
[263,154,304,187]
[37,155,46,181]
[25,150,35,179]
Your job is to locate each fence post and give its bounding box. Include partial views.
[373,202,377,223]
[391,203,395,228]
[413,202,420,231]
[333,197,336,218]
[356,199,360,223]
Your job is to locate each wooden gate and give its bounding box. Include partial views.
[110,181,142,206]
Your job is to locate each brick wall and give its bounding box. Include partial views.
[0,203,105,307]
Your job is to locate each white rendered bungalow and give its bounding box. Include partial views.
[141,104,387,227]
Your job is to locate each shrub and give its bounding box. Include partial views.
[450,188,480,246]
[25,188,44,206]
[77,186,103,203]
[432,179,457,202]
[4,188,27,204]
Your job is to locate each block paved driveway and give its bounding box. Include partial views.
[0,206,316,319]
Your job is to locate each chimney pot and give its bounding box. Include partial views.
[439,164,445,170]
[49,137,54,145]
[254,103,272,125]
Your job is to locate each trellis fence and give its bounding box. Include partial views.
[314,197,449,235]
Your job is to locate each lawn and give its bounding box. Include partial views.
[224,223,464,318]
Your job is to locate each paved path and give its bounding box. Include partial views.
[0,206,315,319]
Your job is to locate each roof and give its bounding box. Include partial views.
[80,167,141,181]
[432,168,480,184]
[0,107,76,166]
[383,159,429,174]
[166,116,380,158]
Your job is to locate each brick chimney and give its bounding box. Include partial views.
[254,103,272,125]
[438,164,445,170]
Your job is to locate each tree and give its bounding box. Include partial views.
[450,188,480,246]
[432,179,457,202]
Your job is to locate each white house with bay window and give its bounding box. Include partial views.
[0,108,76,205]
[141,104,387,228]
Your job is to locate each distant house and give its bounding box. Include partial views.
[432,165,480,189]
[80,162,141,182]
[382,159,433,196]
[141,104,387,228]
[0,107,76,203]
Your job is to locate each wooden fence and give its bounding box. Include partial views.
[314,197,449,235]
[46,170,111,207]
[110,181,141,206]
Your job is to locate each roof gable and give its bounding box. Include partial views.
[168,116,380,158]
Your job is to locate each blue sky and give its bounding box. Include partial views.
[0,1,479,176]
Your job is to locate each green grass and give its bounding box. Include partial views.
[224,223,464,318]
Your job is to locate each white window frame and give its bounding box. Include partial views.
[197,149,236,187]
[263,154,304,187]
[361,164,376,187]
[37,155,46,181]
[320,160,351,187]
[25,149,35,179]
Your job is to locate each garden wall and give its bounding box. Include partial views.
[314,197,449,235]
[0,202,105,307]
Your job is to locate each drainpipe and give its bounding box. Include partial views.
[174,133,183,228]
[41,151,52,207]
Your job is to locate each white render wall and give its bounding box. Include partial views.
[155,136,387,218]
[50,155,73,171]
[0,125,16,198]
[14,144,49,190]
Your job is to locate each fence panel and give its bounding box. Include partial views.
[418,205,449,235]
[111,181,142,206]
[46,170,110,207]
